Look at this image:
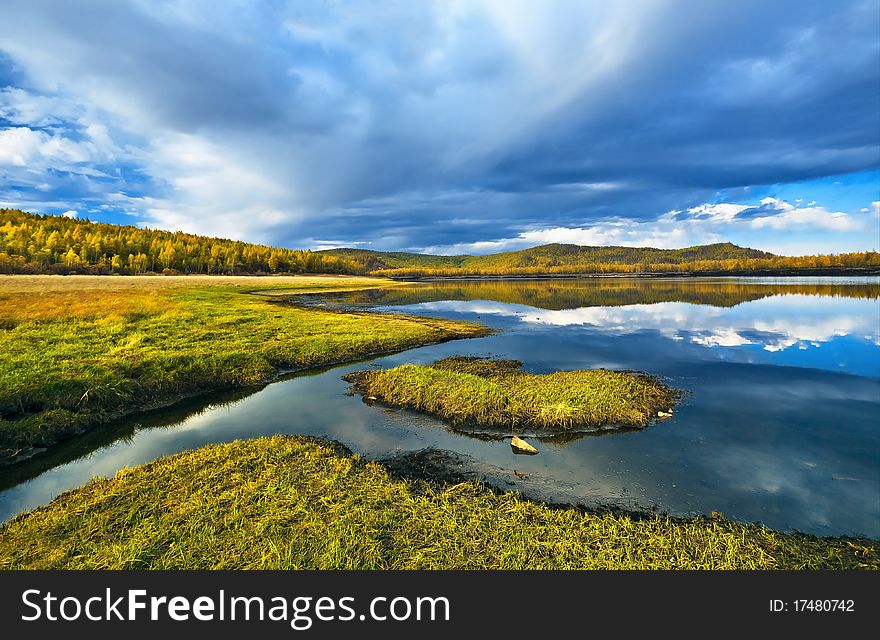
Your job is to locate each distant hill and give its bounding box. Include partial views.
[320,241,878,276]
[1,208,877,276]
[317,248,468,272]
[320,242,774,273]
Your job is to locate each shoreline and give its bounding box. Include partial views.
[0,276,490,467]
[345,357,681,435]
[378,445,877,541]
[0,330,492,469]
[2,435,875,569]
[390,268,880,281]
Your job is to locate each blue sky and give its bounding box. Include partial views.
[0,0,878,256]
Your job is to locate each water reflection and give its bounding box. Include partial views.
[407,296,879,359]
[0,386,260,493]
[0,277,877,537]
[298,277,880,310]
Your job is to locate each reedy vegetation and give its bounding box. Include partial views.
[0,436,874,569]
[345,356,679,431]
[0,275,487,464]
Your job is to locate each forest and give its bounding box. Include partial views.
[2,208,878,276]
[324,243,880,276]
[0,209,366,275]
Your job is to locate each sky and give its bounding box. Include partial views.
[0,0,878,256]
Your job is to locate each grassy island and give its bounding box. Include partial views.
[0,275,488,465]
[345,356,679,433]
[0,435,874,570]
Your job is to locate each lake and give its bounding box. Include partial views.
[1,277,878,537]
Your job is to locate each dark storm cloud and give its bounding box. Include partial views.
[485,2,879,208]
[0,0,877,251]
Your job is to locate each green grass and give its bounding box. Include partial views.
[345,356,679,431]
[0,435,874,569]
[0,276,488,463]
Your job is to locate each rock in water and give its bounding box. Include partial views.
[510,435,538,455]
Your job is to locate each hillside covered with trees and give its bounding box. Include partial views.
[319,242,774,272]
[0,209,363,275]
[320,243,880,277]
[1,209,878,276]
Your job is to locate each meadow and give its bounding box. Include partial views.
[0,435,874,569]
[345,356,679,432]
[0,275,487,465]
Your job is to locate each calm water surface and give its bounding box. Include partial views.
[1,277,878,536]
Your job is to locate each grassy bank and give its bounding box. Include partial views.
[345,356,679,432]
[0,275,487,464]
[0,435,874,569]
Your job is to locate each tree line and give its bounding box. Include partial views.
[370,252,880,278]
[320,242,880,276]
[0,209,369,275]
[1,208,877,277]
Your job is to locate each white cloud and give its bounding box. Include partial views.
[748,197,862,231]
[422,217,713,254]
[61,209,77,218]
[0,127,92,167]
[0,87,83,127]
[425,197,879,255]
[686,203,750,221]
[133,133,300,242]
[309,240,372,251]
